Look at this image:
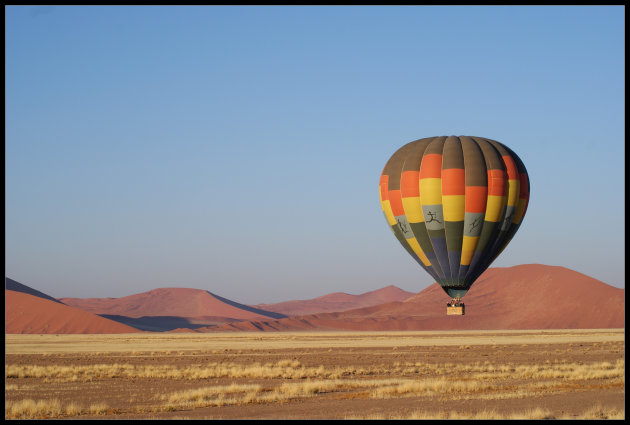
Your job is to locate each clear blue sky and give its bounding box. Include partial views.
[5,6,625,304]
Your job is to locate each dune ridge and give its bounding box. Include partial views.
[200,264,625,332]
[252,285,415,316]
[5,290,141,334]
[6,264,624,334]
[60,287,285,321]
[6,277,64,304]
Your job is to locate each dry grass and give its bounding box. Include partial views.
[354,407,556,419]
[356,405,625,420]
[351,405,625,420]
[5,330,624,419]
[155,358,625,412]
[159,378,402,410]
[4,399,109,419]
[371,378,494,398]
[8,358,623,384]
[5,359,368,382]
[162,383,264,409]
[579,404,625,420]
[467,359,625,380]
[155,373,625,419]
[394,358,625,380]
[5,329,624,354]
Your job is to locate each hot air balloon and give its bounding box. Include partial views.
[379,136,530,315]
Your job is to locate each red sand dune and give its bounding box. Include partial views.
[6,277,64,304]
[253,285,415,316]
[201,264,625,332]
[5,290,141,334]
[59,288,285,321]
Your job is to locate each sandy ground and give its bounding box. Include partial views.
[5,329,625,419]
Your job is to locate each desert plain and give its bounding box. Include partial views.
[5,329,625,420]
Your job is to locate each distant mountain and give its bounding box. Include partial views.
[5,288,141,334]
[200,264,625,332]
[59,288,286,331]
[253,285,415,316]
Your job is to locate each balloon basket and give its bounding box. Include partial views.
[446,302,465,315]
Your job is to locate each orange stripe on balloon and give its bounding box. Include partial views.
[503,155,518,180]
[487,169,505,180]
[400,170,420,197]
[465,186,488,213]
[441,168,465,195]
[388,189,405,216]
[487,169,506,196]
[379,175,389,201]
[419,154,442,179]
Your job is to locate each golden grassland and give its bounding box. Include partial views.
[351,405,626,420]
[5,358,624,383]
[5,399,109,419]
[5,329,625,419]
[4,328,623,354]
[5,398,623,420]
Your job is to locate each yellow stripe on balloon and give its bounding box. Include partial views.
[402,196,424,223]
[419,178,442,205]
[380,200,397,226]
[485,195,506,222]
[442,194,465,222]
[506,179,520,207]
[460,236,479,265]
[407,237,431,266]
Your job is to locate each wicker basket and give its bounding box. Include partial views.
[446,303,465,315]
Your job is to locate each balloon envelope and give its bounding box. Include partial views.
[379,136,530,299]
